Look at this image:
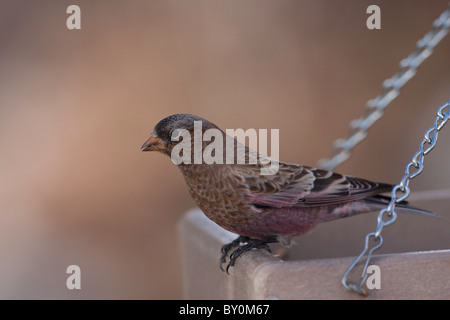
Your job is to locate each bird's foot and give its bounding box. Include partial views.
[219,236,277,273]
[219,236,249,272]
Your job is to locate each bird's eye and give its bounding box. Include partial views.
[170,128,184,141]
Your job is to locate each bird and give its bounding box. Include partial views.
[141,113,435,272]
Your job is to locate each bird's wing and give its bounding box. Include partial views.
[241,163,393,208]
[300,168,393,206]
[234,162,316,208]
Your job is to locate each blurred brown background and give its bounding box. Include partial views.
[0,0,449,299]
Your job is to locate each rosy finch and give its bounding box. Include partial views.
[142,113,434,272]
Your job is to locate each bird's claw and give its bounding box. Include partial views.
[219,236,249,272]
[219,236,276,273]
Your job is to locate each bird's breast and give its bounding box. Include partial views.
[178,164,258,232]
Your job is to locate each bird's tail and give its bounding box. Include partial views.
[365,195,442,219]
[394,202,442,219]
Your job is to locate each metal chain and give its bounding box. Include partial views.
[342,100,450,296]
[317,4,450,171]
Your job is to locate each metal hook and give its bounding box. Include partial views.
[342,233,383,297]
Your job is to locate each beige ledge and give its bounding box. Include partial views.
[178,207,450,300]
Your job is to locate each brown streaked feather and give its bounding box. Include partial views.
[225,142,316,195]
[302,167,393,206]
[236,162,314,193]
[231,160,315,208]
[247,164,393,208]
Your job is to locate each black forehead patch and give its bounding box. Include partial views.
[154,113,209,138]
[155,113,193,131]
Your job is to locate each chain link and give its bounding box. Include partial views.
[342,100,450,296]
[317,4,450,171]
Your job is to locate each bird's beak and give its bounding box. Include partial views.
[141,134,166,152]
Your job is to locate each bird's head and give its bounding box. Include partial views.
[141,113,220,156]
